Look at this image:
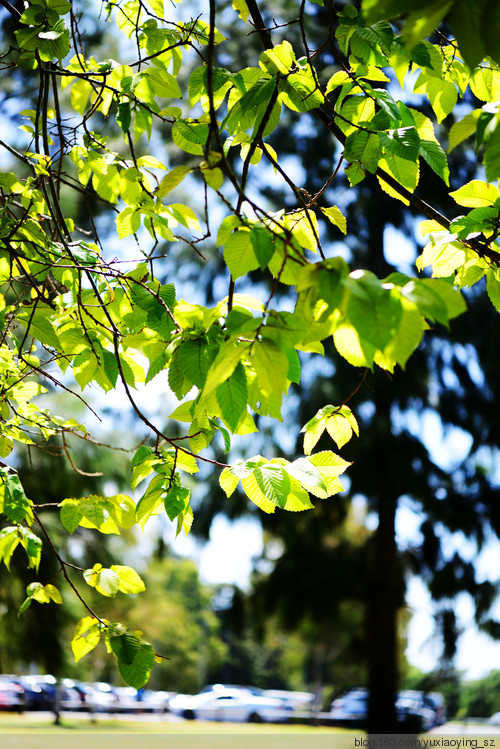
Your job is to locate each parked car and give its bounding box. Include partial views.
[425,691,447,726]
[396,690,438,730]
[17,674,56,710]
[261,689,315,710]
[330,688,368,726]
[83,682,121,712]
[135,688,172,713]
[329,687,441,731]
[0,677,25,712]
[168,685,293,723]
[199,683,262,695]
[59,684,87,711]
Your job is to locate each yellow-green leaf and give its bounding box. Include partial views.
[71,616,102,662]
[111,565,146,595]
[450,180,500,208]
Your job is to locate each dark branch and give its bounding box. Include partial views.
[0,0,21,19]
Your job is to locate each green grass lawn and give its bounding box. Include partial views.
[0,713,358,749]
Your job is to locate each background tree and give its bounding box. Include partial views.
[1,0,500,736]
[458,670,500,719]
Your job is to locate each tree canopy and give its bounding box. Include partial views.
[1,0,500,709]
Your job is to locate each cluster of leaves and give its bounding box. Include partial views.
[0,0,499,685]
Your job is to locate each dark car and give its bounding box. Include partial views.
[17,674,57,710]
[396,690,439,730]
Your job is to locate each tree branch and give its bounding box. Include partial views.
[0,0,21,19]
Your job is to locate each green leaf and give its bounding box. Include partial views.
[178,339,218,388]
[157,166,191,197]
[174,450,199,474]
[284,458,328,495]
[345,270,400,347]
[484,126,500,183]
[201,340,247,398]
[380,126,420,162]
[251,339,289,399]
[45,583,63,603]
[72,616,102,662]
[413,74,457,123]
[448,110,481,152]
[224,228,259,278]
[0,527,20,570]
[168,399,195,423]
[172,120,209,155]
[84,563,120,597]
[250,226,275,269]
[459,12,498,76]
[168,350,193,399]
[60,500,85,534]
[225,78,281,138]
[201,162,224,190]
[259,41,295,76]
[134,103,154,141]
[18,527,42,571]
[22,582,63,608]
[111,565,146,595]
[216,362,248,431]
[17,312,60,350]
[449,180,500,208]
[401,278,466,325]
[472,51,500,96]
[232,0,249,21]
[219,467,240,497]
[60,494,135,534]
[380,150,419,192]
[134,67,181,103]
[486,268,500,312]
[373,89,401,121]
[302,415,326,455]
[326,406,359,449]
[280,71,324,112]
[253,463,291,508]
[116,206,141,238]
[26,582,50,603]
[321,206,347,234]
[135,474,166,528]
[3,473,31,524]
[401,1,452,51]
[308,450,351,497]
[240,468,280,513]
[110,632,155,689]
[417,234,468,278]
[280,483,315,512]
[16,19,70,61]
[116,102,132,133]
[163,485,190,522]
[344,131,381,174]
[450,207,499,239]
[419,139,449,185]
[345,161,365,186]
[132,445,155,467]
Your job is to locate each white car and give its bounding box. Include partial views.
[261,689,315,710]
[168,686,293,723]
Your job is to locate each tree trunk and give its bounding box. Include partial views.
[367,491,399,734]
